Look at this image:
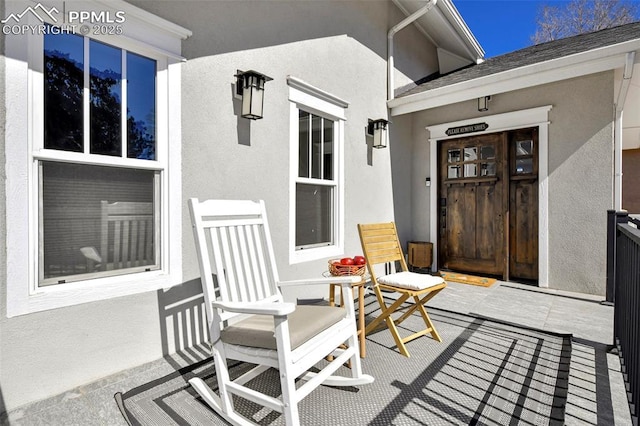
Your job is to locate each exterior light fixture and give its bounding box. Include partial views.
[367,118,389,149]
[235,70,273,120]
[478,95,491,112]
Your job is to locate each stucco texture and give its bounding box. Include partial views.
[131,0,438,291]
[407,71,614,295]
[1,0,439,411]
[1,0,7,414]
[546,73,613,295]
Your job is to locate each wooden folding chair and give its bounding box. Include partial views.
[358,222,447,357]
[189,198,373,426]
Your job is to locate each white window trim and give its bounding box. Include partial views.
[5,0,191,317]
[426,105,552,287]
[288,77,348,264]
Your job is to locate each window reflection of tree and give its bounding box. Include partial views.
[90,70,121,156]
[44,48,156,160]
[44,51,84,152]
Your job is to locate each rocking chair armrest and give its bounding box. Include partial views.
[211,301,296,316]
[278,276,361,288]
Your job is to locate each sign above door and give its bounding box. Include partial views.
[445,122,489,136]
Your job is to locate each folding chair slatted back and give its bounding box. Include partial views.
[358,222,408,272]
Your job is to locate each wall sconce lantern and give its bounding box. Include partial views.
[367,118,390,149]
[478,95,491,112]
[235,70,273,120]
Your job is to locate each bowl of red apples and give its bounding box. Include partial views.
[329,256,367,276]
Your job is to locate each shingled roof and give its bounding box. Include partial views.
[397,21,640,98]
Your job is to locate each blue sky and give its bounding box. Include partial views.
[454,0,640,58]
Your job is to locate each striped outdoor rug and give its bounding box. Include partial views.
[115,298,570,425]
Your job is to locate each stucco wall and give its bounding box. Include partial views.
[1,0,7,415]
[1,0,438,411]
[404,71,614,295]
[130,0,438,292]
[389,113,415,246]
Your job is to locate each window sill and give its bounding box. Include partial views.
[290,245,343,265]
[7,269,182,318]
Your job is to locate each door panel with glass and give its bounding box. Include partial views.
[439,133,506,276]
[509,129,539,280]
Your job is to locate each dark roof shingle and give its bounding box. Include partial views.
[398,21,640,98]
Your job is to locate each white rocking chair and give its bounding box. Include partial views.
[188,198,374,426]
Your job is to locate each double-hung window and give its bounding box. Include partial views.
[296,110,335,249]
[41,32,159,284]
[288,77,348,263]
[5,1,191,316]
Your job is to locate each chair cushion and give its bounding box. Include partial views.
[220,305,347,350]
[377,271,445,291]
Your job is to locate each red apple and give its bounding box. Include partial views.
[340,257,355,265]
[353,256,366,265]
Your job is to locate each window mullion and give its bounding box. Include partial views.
[320,117,324,180]
[83,36,90,155]
[121,50,127,159]
[307,113,312,177]
[37,161,44,286]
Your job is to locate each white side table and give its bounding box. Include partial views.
[324,271,369,358]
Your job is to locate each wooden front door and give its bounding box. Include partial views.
[438,129,539,281]
[438,133,506,276]
[508,129,539,280]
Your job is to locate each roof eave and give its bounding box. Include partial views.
[437,0,485,61]
[392,0,484,64]
[389,38,640,116]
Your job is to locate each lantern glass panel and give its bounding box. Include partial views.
[238,73,267,119]
[373,123,387,148]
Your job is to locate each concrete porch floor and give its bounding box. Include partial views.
[2,280,633,425]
